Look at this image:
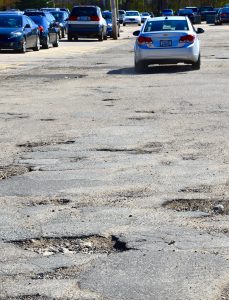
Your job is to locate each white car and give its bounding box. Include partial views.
[141,12,151,23]
[133,16,204,72]
[123,11,141,26]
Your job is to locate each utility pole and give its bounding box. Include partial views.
[110,0,118,39]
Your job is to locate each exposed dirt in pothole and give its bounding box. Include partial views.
[163,198,229,215]
[102,98,120,102]
[0,165,32,180]
[95,142,163,155]
[17,139,75,148]
[9,235,132,256]
[1,295,50,300]
[31,265,82,280]
[179,185,212,193]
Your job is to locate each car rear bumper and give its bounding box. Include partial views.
[135,45,199,64]
[68,24,103,37]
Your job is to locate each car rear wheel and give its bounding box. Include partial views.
[61,29,65,38]
[123,23,126,26]
[18,38,26,53]
[135,60,148,73]
[98,31,104,41]
[192,55,201,70]
[32,37,40,51]
[43,35,49,49]
[53,34,59,47]
[68,34,73,41]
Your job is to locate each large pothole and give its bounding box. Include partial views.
[163,198,229,215]
[1,295,50,300]
[9,235,131,256]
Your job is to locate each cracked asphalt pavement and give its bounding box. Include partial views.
[0,24,229,300]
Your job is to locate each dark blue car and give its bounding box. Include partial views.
[0,13,40,53]
[24,11,59,49]
[50,10,69,38]
[102,11,120,38]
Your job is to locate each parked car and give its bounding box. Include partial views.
[67,5,107,41]
[0,13,40,53]
[24,12,59,48]
[140,12,151,23]
[102,11,120,38]
[198,6,214,21]
[185,6,199,14]
[215,7,229,24]
[24,10,61,42]
[123,11,141,26]
[118,10,126,24]
[50,10,68,38]
[177,9,195,23]
[161,9,174,16]
[133,16,204,72]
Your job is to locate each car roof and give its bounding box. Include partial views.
[149,16,187,21]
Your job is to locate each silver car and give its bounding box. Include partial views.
[133,16,204,72]
[123,11,141,26]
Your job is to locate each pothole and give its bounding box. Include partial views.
[28,198,71,206]
[9,235,132,256]
[163,198,229,215]
[102,98,120,102]
[0,113,29,120]
[40,119,56,122]
[179,185,212,193]
[135,110,155,114]
[0,165,32,180]
[17,139,75,148]
[95,142,163,155]
[1,295,50,300]
[31,265,82,280]
[9,74,87,80]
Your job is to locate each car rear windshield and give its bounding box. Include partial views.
[126,11,139,16]
[50,11,64,21]
[25,11,45,16]
[29,15,47,26]
[0,15,22,28]
[144,20,189,32]
[221,8,229,12]
[71,7,98,16]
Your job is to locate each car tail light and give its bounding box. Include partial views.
[90,16,100,21]
[38,25,44,32]
[69,15,77,21]
[220,13,226,17]
[179,34,195,43]
[137,36,152,45]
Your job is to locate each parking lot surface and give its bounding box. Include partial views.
[0,24,229,300]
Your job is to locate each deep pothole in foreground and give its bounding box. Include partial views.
[9,235,132,256]
[163,198,229,215]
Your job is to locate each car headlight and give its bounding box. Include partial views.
[9,32,22,39]
[59,23,63,27]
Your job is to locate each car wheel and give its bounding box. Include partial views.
[53,34,59,47]
[123,23,126,26]
[192,54,201,70]
[138,23,141,26]
[61,29,65,38]
[103,32,108,40]
[32,37,40,51]
[43,35,49,49]
[18,38,26,53]
[98,31,103,41]
[68,34,73,41]
[135,60,148,73]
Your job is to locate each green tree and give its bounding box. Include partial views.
[16,0,48,9]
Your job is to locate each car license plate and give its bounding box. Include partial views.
[160,40,172,47]
[79,16,90,21]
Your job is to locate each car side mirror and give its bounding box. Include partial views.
[133,30,140,36]
[196,27,204,34]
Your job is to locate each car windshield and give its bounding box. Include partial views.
[162,9,172,13]
[126,11,139,16]
[142,12,150,16]
[179,9,193,14]
[71,7,97,16]
[0,15,22,28]
[144,20,189,32]
[50,12,64,21]
[102,13,112,20]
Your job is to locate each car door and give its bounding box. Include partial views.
[46,13,57,43]
[23,16,33,47]
[26,16,38,46]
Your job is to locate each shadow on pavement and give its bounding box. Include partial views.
[108,65,194,75]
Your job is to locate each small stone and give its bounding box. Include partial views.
[213,204,224,214]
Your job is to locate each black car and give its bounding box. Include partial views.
[24,12,59,49]
[198,6,214,21]
[0,13,40,53]
[177,9,195,23]
[49,10,68,38]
